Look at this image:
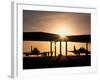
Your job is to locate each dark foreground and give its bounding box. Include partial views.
[23,55,91,69]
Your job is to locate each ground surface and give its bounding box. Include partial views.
[23,55,91,69]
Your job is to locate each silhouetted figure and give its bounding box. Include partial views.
[58,54,62,57]
[78,47,86,56]
[31,48,40,55]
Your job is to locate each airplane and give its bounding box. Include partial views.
[31,46,54,57]
[68,45,90,56]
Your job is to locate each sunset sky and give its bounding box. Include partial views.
[23,10,91,56]
[23,10,90,35]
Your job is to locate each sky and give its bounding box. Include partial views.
[23,10,90,35]
[23,10,91,55]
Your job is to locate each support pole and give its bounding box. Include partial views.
[60,40,62,55]
[50,41,52,57]
[47,52,49,56]
[86,42,88,56]
[65,41,67,56]
[86,42,88,51]
[54,41,56,56]
[31,45,32,53]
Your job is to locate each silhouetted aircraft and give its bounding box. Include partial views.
[68,45,90,56]
[31,46,53,57]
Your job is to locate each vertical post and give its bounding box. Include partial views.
[50,41,52,57]
[60,40,62,55]
[31,45,32,53]
[86,42,88,51]
[86,42,88,56]
[65,41,67,56]
[48,52,49,56]
[55,41,56,56]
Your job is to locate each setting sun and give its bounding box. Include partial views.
[55,27,68,38]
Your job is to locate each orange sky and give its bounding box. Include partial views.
[23,10,90,35]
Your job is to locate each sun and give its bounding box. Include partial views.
[56,27,67,38]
